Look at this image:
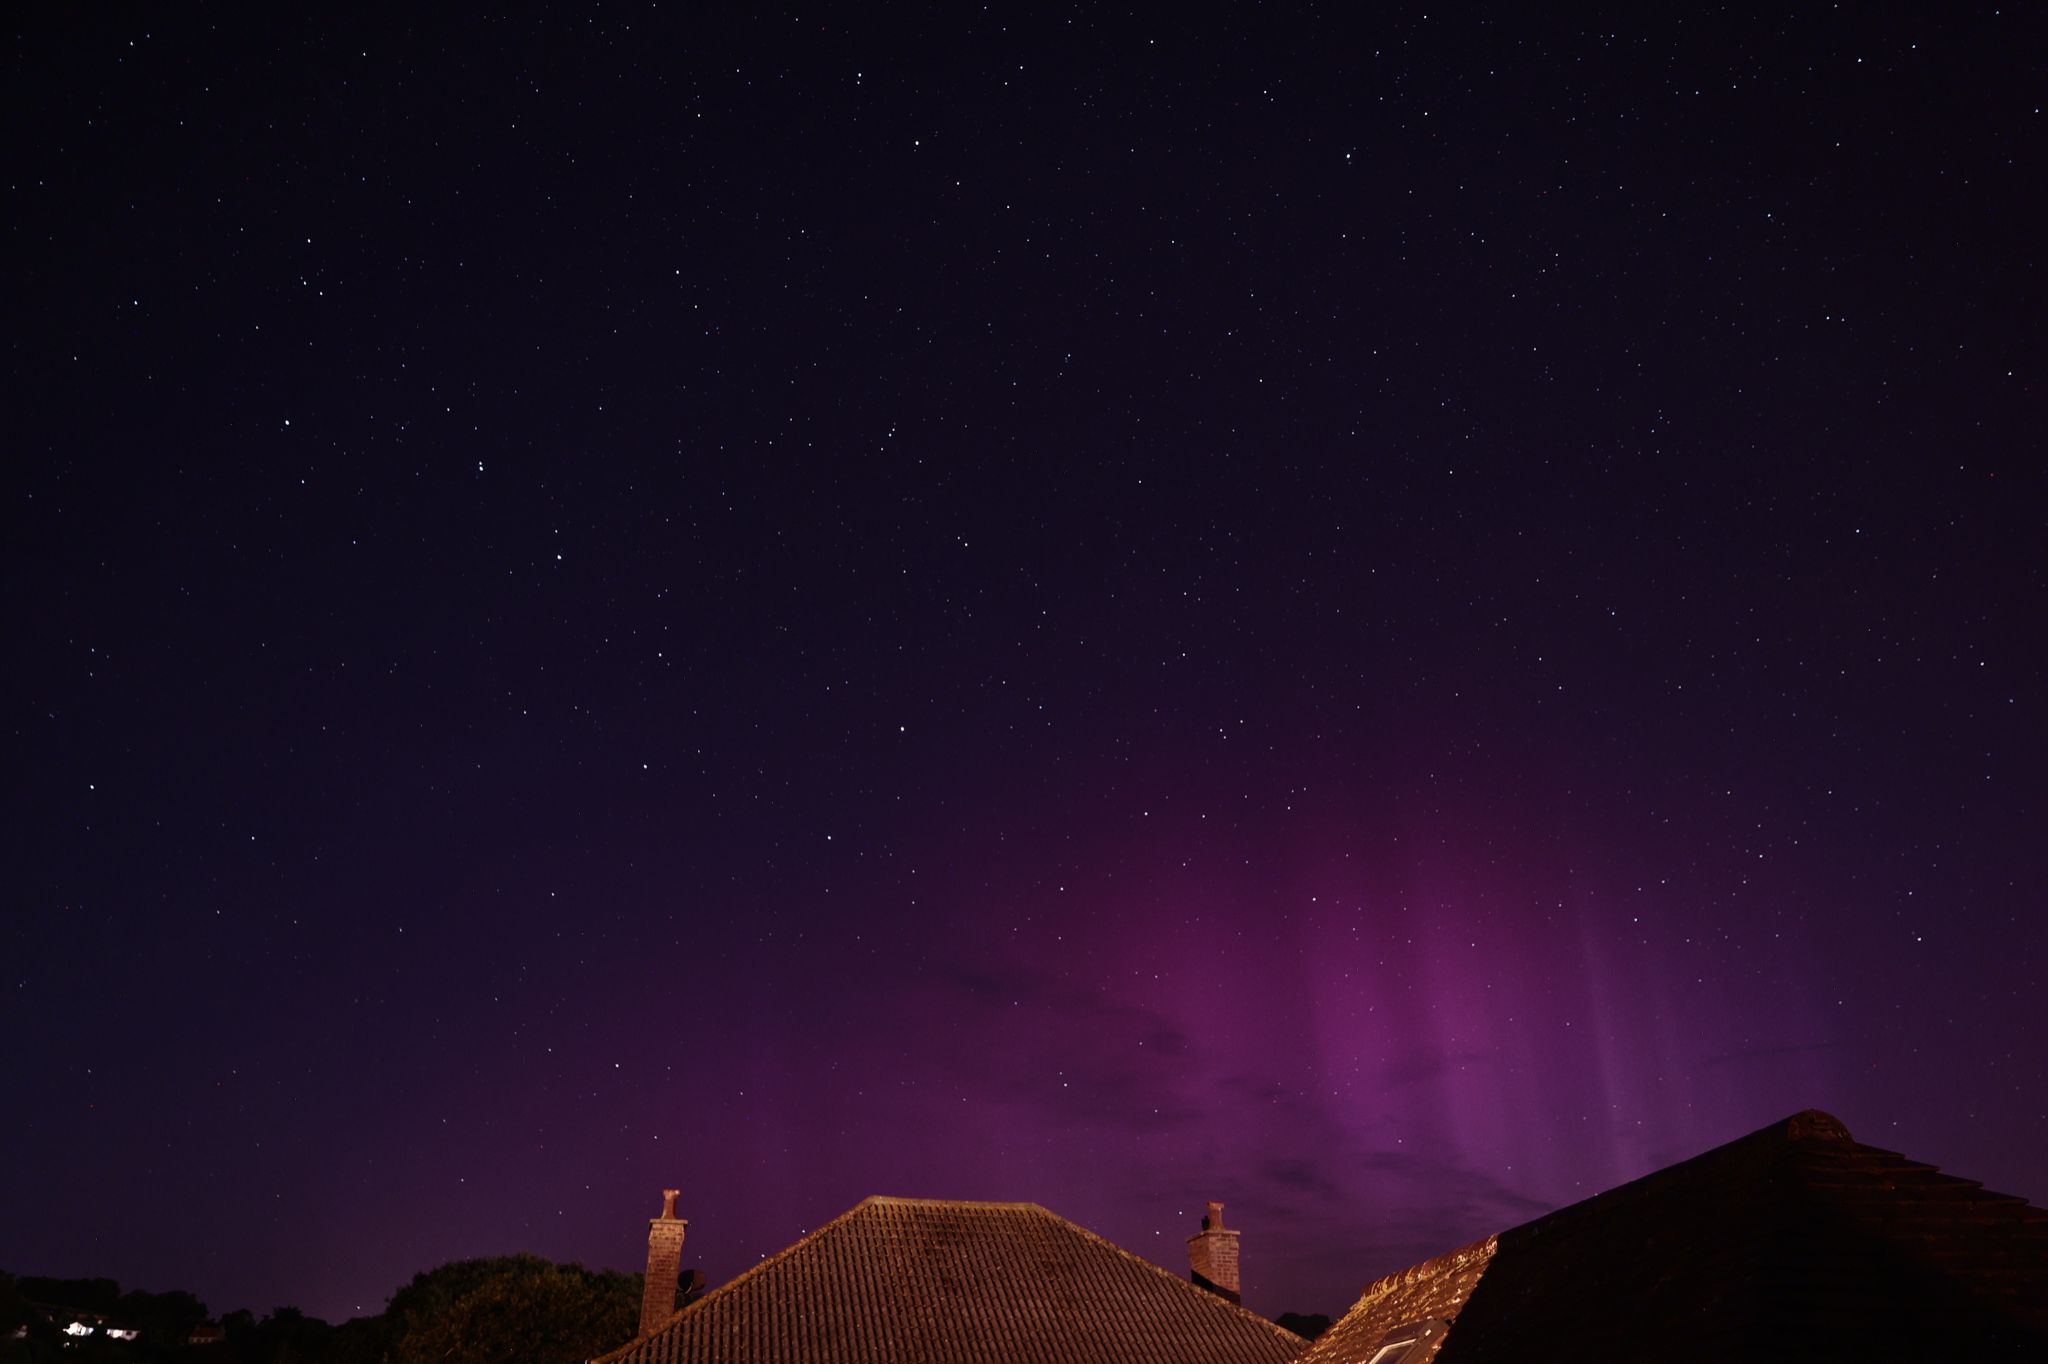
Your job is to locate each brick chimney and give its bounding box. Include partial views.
[640,1189,689,1337]
[1187,1199,1242,1304]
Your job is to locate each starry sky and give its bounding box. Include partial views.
[7,3,2044,1329]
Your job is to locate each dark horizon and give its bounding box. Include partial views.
[7,4,2043,1329]
[6,1106,2033,1327]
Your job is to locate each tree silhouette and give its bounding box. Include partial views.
[1276,1311,1332,1340]
[390,1262,639,1364]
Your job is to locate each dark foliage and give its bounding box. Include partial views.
[1277,1311,1332,1340]
[390,1261,641,1364]
[1,1256,639,1364]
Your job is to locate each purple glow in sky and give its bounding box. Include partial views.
[7,4,2044,1329]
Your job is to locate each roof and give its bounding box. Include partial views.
[595,1196,1307,1364]
[1302,1109,2048,1364]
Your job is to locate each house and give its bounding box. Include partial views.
[1299,1109,2048,1363]
[595,1192,1306,1364]
[45,1307,141,1342]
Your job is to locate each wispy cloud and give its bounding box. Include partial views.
[917,960,1206,1130]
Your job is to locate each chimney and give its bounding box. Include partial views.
[640,1189,689,1337]
[1187,1199,1242,1305]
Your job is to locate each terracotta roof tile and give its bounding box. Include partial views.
[1301,1109,2048,1363]
[596,1197,1307,1364]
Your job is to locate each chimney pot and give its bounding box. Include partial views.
[1187,1198,1242,1306]
[640,1189,690,1337]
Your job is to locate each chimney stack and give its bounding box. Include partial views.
[1187,1199,1242,1305]
[640,1189,689,1337]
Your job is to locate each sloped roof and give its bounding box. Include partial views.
[596,1196,1307,1364]
[1303,1109,2048,1363]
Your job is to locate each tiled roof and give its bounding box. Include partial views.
[595,1197,1306,1364]
[1295,1238,1495,1364]
[1302,1109,2048,1363]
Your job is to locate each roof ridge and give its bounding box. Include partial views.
[1496,1108,1861,1238]
[590,1197,882,1364]
[1011,1201,1309,1344]
[1784,1108,1855,1143]
[859,1194,1053,1210]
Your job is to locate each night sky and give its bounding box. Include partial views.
[7,4,2044,1330]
